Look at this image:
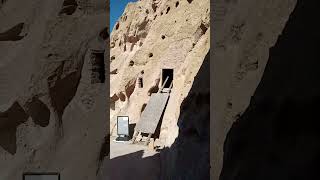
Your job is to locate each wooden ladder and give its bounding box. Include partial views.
[131,77,173,146]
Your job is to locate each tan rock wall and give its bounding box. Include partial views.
[212,0,297,178]
[110,0,210,149]
[0,0,108,179]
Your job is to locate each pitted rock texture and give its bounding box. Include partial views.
[220,1,320,179]
[110,0,210,179]
[0,0,108,179]
[110,0,210,149]
[212,0,297,178]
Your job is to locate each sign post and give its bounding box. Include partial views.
[115,116,130,142]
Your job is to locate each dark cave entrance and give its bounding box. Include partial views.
[161,69,173,88]
[90,50,105,84]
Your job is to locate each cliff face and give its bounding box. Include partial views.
[212,0,297,178]
[110,0,210,147]
[109,0,210,179]
[209,0,320,179]
[219,1,320,179]
[0,0,108,179]
[160,51,210,180]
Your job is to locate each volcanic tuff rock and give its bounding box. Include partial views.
[0,0,108,179]
[110,0,210,147]
[212,0,297,178]
[217,1,320,179]
[110,0,210,179]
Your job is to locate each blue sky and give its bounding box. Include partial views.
[110,0,137,30]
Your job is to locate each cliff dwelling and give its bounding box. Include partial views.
[90,49,105,84]
[107,0,210,179]
[161,68,173,88]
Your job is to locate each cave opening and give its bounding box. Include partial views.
[161,69,173,88]
[140,103,147,114]
[90,50,105,84]
[166,7,171,14]
[0,23,25,41]
[99,27,109,40]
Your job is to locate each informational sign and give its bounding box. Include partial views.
[23,173,60,180]
[117,116,129,136]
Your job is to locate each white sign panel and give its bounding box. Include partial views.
[117,116,129,136]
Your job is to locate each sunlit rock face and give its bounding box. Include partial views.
[110,0,209,147]
[110,0,210,179]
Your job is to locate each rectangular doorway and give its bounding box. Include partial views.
[162,69,173,88]
[90,49,105,84]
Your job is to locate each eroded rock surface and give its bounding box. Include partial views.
[110,0,210,147]
[0,0,108,179]
[110,0,210,179]
[220,1,320,179]
[212,0,297,178]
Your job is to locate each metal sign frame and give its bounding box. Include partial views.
[117,116,129,136]
[23,173,60,180]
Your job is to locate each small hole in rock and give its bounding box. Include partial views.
[138,72,144,88]
[59,0,78,15]
[63,0,77,6]
[161,35,166,39]
[149,53,153,58]
[115,23,120,30]
[110,69,118,74]
[146,9,149,14]
[110,42,115,48]
[200,23,208,34]
[187,0,193,3]
[257,32,263,40]
[141,103,147,113]
[110,56,115,61]
[123,15,127,21]
[129,61,134,66]
[227,102,233,108]
[99,27,109,40]
[0,23,26,41]
[176,1,179,7]
[152,4,157,12]
[166,7,170,14]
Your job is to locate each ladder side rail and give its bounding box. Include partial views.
[158,76,169,93]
